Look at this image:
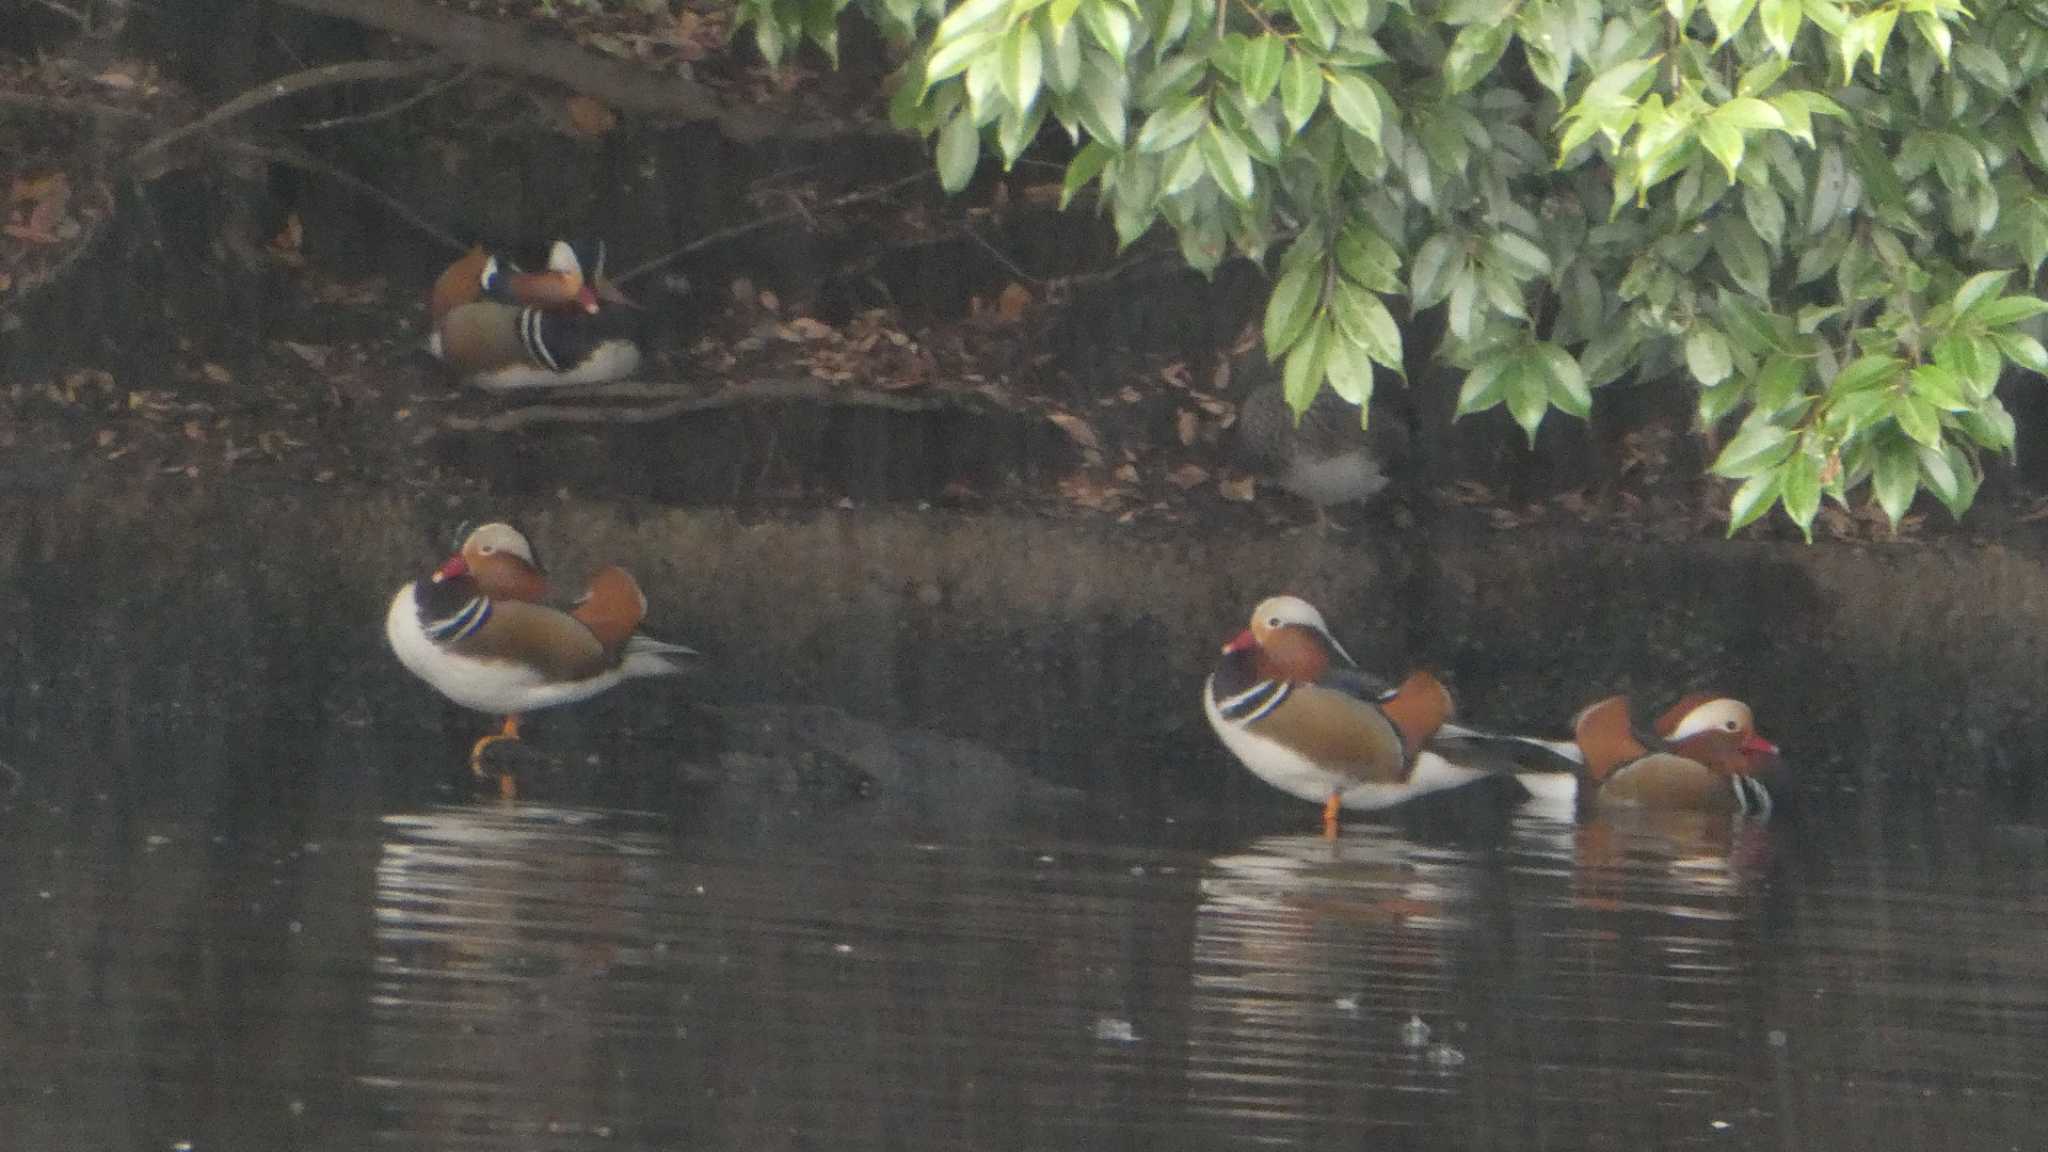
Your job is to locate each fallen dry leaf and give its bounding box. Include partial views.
[1113,463,1140,485]
[1046,410,1101,452]
[565,95,618,137]
[1218,473,1257,503]
[281,341,331,369]
[1175,409,1199,446]
[201,363,234,386]
[995,282,1031,324]
[268,213,305,266]
[1168,463,1210,490]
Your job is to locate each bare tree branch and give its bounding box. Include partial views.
[614,171,935,287]
[129,56,457,162]
[298,62,480,131]
[437,377,1020,434]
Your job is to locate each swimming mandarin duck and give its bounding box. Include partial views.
[1204,596,1517,834]
[385,526,694,797]
[1572,695,1782,814]
[427,240,642,391]
[1435,693,1780,811]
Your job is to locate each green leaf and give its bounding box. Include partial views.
[1050,0,1083,29]
[1952,270,2012,318]
[1280,51,1323,134]
[1043,16,1082,92]
[1457,353,1510,416]
[1705,0,1759,45]
[936,109,981,192]
[1136,95,1208,153]
[1283,314,1336,411]
[1908,364,1968,412]
[1973,295,2048,328]
[1744,183,1785,250]
[1410,233,1461,308]
[1538,342,1591,417]
[1714,217,1773,299]
[1699,378,1746,428]
[999,23,1044,110]
[1832,354,1902,393]
[1780,448,1822,538]
[1914,439,1960,504]
[1075,49,1128,145]
[924,25,1004,89]
[1264,258,1323,358]
[1991,329,2048,373]
[1079,0,1134,63]
[1443,21,1513,94]
[1726,471,1781,534]
[1686,326,1734,386]
[1200,122,1256,202]
[1871,436,1917,525]
[1891,392,1943,448]
[1712,420,1795,478]
[1759,0,1800,55]
[1325,73,1383,144]
[1324,330,1376,408]
[1335,222,1402,294]
[1754,353,1808,413]
[1959,400,2018,453]
[1505,352,1551,444]
[1714,96,1785,133]
[1242,35,1285,106]
[1059,141,1114,208]
[1486,231,1553,279]
[1289,0,1338,50]
[1332,283,1405,374]
[1698,119,1745,183]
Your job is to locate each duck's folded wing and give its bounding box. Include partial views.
[1253,684,1409,784]
[1315,665,1399,703]
[447,600,611,681]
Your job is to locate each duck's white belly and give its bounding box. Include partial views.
[385,584,625,715]
[1204,680,1489,811]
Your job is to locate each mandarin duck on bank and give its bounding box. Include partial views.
[427,240,642,392]
[1571,695,1782,815]
[385,526,695,797]
[1204,596,1510,835]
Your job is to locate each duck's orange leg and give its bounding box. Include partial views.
[1322,792,1342,839]
[468,714,523,798]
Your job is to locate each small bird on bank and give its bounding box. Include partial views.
[1203,596,1551,835]
[1231,355,1404,529]
[426,239,643,392]
[385,524,694,797]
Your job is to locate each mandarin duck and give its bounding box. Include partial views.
[1571,695,1782,815]
[1436,694,1780,814]
[1204,596,1519,835]
[385,527,695,797]
[430,241,596,321]
[1232,362,1402,529]
[427,240,643,392]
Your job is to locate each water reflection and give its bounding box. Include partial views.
[5,784,2047,1150]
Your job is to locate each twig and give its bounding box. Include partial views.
[130,56,458,163]
[0,88,155,122]
[212,138,466,251]
[613,171,934,287]
[0,757,20,796]
[298,62,478,131]
[31,0,88,26]
[438,377,1020,434]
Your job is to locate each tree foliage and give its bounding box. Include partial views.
[738,0,2048,537]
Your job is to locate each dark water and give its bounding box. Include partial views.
[2,754,2045,1151]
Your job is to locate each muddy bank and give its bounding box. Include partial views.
[0,475,2041,818]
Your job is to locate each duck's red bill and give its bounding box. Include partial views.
[1741,732,1779,756]
[435,555,470,581]
[1221,629,1256,654]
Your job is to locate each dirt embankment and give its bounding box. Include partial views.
[3,475,2043,819]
